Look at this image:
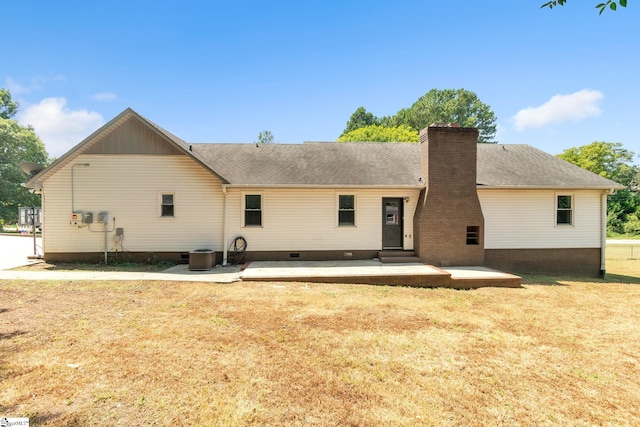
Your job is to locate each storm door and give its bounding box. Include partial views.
[382,198,403,249]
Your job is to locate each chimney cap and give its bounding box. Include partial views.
[430,122,460,128]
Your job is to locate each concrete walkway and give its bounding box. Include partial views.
[0,235,521,287]
[2,234,632,287]
[0,261,445,286]
[0,234,43,270]
[0,259,521,288]
[607,239,640,245]
[0,263,243,283]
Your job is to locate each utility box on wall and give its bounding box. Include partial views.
[70,212,84,227]
[97,212,109,224]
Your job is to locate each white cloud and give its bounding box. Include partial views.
[512,89,604,131]
[93,92,118,101]
[4,76,65,95]
[18,98,105,158]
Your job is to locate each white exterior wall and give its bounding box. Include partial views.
[42,154,224,254]
[478,189,604,249]
[224,188,420,252]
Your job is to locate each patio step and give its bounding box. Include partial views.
[380,257,422,263]
[442,266,522,289]
[378,251,422,264]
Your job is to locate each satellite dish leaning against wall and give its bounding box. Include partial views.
[19,161,46,178]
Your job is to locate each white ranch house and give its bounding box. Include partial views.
[25,108,623,276]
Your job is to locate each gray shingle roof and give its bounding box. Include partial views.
[27,106,621,191]
[477,144,624,189]
[192,142,421,187]
[193,142,623,189]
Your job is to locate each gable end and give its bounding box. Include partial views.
[25,108,230,187]
[84,115,184,155]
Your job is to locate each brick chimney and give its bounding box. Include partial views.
[413,125,485,266]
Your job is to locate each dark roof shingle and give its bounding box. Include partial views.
[477,144,624,189]
[192,142,421,187]
[193,142,623,189]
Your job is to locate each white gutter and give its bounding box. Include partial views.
[222,185,229,266]
[221,184,425,189]
[477,185,625,190]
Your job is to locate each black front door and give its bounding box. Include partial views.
[382,198,403,249]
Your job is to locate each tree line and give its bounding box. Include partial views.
[2,86,638,237]
[0,89,49,228]
[338,89,497,144]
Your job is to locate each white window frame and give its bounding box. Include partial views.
[243,193,263,227]
[556,193,574,226]
[336,193,356,227]
[159,192,176,218]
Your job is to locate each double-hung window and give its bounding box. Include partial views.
[161,193,175,217]
[338,195,355,226]
[244,194,262,226]
[556,195,573,225]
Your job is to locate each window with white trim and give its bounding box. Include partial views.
[161,193,175,217]
[556,194,573,225]
[338,194,355,226]
[244,194,262,226]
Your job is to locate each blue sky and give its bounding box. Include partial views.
[3,1,639,159]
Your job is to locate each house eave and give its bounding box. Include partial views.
[476,185,625,191]
[222,184,425,190]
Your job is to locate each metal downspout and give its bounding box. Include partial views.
[222,185,229,266]
[104,222,108,265]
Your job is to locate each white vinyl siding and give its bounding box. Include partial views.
[42,154,224,253]
[225,188,419,251]
[478,189,603,249]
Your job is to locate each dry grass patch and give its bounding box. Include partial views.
[13,261,175,272]
[1,261,639,425]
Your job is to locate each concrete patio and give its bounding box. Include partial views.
[0,259,521,289]
[240,260,522,288]
[0,235,521,288]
